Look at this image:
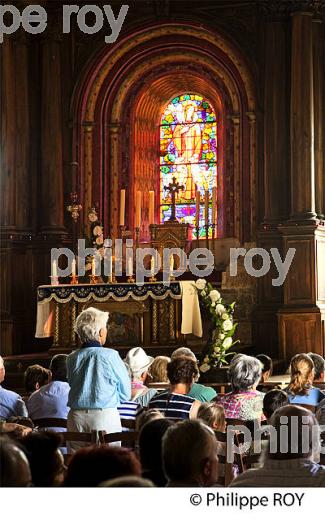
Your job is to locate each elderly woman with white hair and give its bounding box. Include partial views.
[215,354,264,421]
[66,307,131,451]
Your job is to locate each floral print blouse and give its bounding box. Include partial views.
[216,390,264,421]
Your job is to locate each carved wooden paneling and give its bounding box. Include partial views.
[283,238,315,305]
[253,308,279,359]
[316,233,325,303]
[278,310,324,359]
[257,232,284,305]
[0,248,13,356]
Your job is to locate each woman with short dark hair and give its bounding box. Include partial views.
[20,431,66,487]
[24,364,49,396]
[139,418,173,486]
[148,358,201,420]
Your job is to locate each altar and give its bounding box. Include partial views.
[35,281,203,353]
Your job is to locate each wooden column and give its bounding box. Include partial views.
[82,123,94,227]
[278,10,325,362]
[109,123,121,239]
[14,30,31,231]
[290,12,316,221]
[231,115,241,241]
[40,27,65,234]
[254,17,290,359]
[0,36,16,230]
[313,17,325,220]
[263,19,290,225]
[247,112,257,238]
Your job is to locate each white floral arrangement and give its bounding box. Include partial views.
[195,278,239,372]
[85,207,105,272]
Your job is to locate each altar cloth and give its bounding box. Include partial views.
[35,281,202,340]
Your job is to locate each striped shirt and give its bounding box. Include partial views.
[148,391,195,420]
[118,401,141,430]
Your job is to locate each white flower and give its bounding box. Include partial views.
[88,211,98,223]
[195,279,207,290]
[218,333,225,340]
[214,345,220,353]
[209,290,221,302]
[200,363,210,373]
[201,290,206,297]
[223,319,233,332]
[216,304,226,315]
[223,337,233,349]
[93,225,103,237]
[221,313,229,320]
[211,302,216,308]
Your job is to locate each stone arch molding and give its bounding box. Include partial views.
[72,22,257,242]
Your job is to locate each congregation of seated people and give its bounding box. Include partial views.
[1,306,325,487]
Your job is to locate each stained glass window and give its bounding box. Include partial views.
[160,93,217,238]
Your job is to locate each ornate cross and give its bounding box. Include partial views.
[164,176,184,222]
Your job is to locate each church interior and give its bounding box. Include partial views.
[1,0,325,491]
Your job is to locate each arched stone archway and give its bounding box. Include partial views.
[71,22,257,242]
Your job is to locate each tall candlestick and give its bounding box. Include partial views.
[195,190,201,227]
[119,189,125,226]
[204,190,209,224]
[91,257,96,277]
[52,260,57,278]
[149,191,155,224]
[212,186,217,226]
[135,191,142,228]
[71,259,76,277]
[150,256,155,278]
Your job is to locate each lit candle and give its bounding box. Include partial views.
[170,255,174,273]
[128,257,133,277]
[135,191,142,228]
[204,190,209,225]
[108,257,113,282]
[149,191,155,224]
[212,187,217,225]
[195,190,201,227]
[52,260,57,278]
[71,259,76,277]
[91,257,96,277]
[119,189,126,226]
[150,256,155,277]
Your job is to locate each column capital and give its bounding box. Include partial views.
[82,122,95,133]
[259,0,325,20]
[246,111,256,124]
[229,114,240,125]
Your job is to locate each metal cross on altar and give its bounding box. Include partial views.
[164,177,185,222]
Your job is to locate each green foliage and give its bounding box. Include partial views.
[195,279,240,372]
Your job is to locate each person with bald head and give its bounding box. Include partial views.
[231,404,325,487]
[0,356,27,420]
[0,436,32,487]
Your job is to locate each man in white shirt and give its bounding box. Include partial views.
[231,404,325,487]
[27,354,70,428]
